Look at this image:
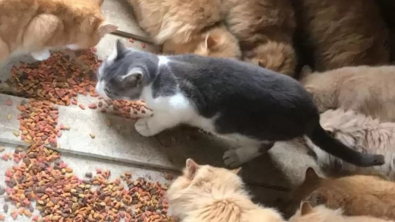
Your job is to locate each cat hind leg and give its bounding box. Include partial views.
[223,142,274,168]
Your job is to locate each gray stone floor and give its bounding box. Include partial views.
[0,0,322,220]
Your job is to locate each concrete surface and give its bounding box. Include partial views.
[0,0,322,220]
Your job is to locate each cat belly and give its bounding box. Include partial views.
[188,115,263,147]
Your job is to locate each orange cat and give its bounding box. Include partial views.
[167,159,284,222]
[222,0,297,76]
[289,167,395,220]
[127,0,241,59]
[293,0,390,71]
[301,66,395,122]
[0,0,117,62]
[289,202,393,222]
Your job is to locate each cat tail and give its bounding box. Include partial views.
[306,118,384,167]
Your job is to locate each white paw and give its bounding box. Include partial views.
[134,118,156,137]
[223,150,243,168]
[31,50,51,61]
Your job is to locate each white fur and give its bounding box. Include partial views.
[66,44,80,50]
[95,80,109,99]
[158,56,170,67]
[31,50,51,61]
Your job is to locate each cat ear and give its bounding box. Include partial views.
[231,167,242,175]
[305,191,327,207]
[121,68,143,87]
[186,159,199,179]
[305,167,321,182]
[300,201,314,215]
[115,40,128,57]
[205,34,218,49]
[300,65,313,79]
[99,24,118,36]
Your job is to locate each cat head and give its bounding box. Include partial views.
[244,41,296,76]
[64,0,117,50]
[167,159,242,219]
[194,26,242,59]
[286,167,326,217]
[163,26,241,59]
[95,40,157,100]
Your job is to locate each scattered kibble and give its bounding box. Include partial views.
[89,133,96,139]
[129,38,135,43]
[88,103,97,109]
[0,186,5,195]
[0,214,4,221]
[13,131,20,137]
[0,146,4,152]
[164,173,174,181]
[79,104,86,110]
[7,114,12,120]
[5,98,12,106]
[141,43,146,48]
[2,50,173,222]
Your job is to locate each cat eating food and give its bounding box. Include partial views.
[95,40,384,168]
[0,0,117,62]
[167,159,285,222]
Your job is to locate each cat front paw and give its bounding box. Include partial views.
[31,50,51,61]
[223,150,243,168]
[134,118,157,137]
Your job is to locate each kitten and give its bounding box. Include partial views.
[289,201,393,222]
[126,0,241,59]
[301,65,395,122]
[222,0,297,76]
[306,109,395,179]
[289,167,395,220]
[293,0,390,71]
[0,0,117,62]
[95,40,384,168]
[167,158,284,222]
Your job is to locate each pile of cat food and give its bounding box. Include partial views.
[1,144,174,222]
[6,49,150,119]
[0,50,174,221]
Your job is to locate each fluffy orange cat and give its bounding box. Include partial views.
[301,66,395,122]
[167,159,284,222]
[127,0,241,59]
[0,0,117,62]
[222,0,297,76]
[293,0,390,71]
[289,167,395,220]
[289,202,393,222]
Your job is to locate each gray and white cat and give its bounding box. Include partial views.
[95,40,384,168]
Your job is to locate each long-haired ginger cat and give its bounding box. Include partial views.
[301,65,395,122]
[222,0,297,76]
[0,0,117,62]
[289,202,393,222]
[289,167,395,220]
[126,0,241,59]
[293,0,390,71]
[167,159,284,222]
